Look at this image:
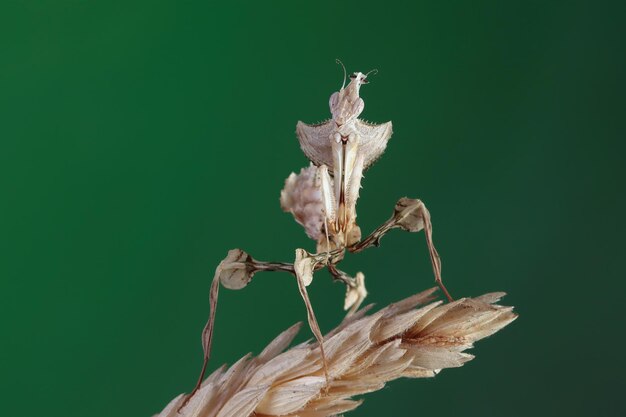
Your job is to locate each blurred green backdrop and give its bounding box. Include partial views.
[1,1,624,416]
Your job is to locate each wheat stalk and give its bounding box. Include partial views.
[155,288,516,417]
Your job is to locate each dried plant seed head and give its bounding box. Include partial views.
[160,290,517,417]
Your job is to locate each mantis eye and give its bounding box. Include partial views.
[349,74,357,79]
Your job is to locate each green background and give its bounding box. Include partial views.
[1,1,624,416]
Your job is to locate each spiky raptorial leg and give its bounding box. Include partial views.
[180,249,341,410]
[330,131,365,247]
[317,164,367,317]
[349,197,454,302]
[316,164,336,254]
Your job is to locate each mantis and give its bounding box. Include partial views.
[181,61,453,406]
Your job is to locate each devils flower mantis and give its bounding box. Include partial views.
[181,61,453,407]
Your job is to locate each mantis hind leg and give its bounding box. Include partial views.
[293,249,330,385]
[349,197,454,302]
[180,249,333,410]
[397,198,453,302]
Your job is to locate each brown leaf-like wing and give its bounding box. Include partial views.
[296,120,334,168]
[354,119,393,169]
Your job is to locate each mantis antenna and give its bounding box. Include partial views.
[336,59,347,90]
[365,68,378,78]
